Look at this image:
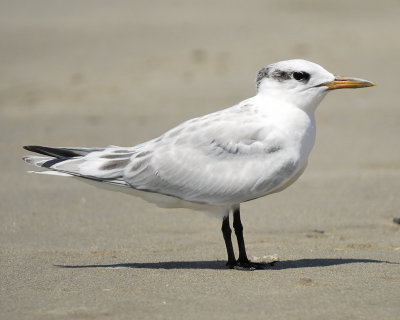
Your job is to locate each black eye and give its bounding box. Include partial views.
[292,71,310,82]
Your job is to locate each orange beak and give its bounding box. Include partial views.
[323,76,376,90]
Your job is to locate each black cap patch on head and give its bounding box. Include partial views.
[256,67,310,89]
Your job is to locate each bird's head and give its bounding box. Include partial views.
[256,59,375,112]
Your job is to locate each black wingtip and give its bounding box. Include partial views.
[22,145,79,158]
[23,145,49,154]
[23,145,39,152]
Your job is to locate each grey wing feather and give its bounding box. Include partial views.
[22,103,300,206]
[122,108,297,205]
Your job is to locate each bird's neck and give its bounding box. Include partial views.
[256,89,327,113]
[250,93,317,154]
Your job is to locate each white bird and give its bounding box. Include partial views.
[23,59,375,270]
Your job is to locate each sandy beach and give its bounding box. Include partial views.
[1,1,400,319]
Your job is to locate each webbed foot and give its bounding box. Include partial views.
[227,259,276,271]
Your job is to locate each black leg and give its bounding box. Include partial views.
[221,215,236,268]
[232,206,250,265]
[232,206,272,270]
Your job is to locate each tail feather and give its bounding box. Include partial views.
[22,145,107,170]
[22,145,131,188]
[22,155,62,168]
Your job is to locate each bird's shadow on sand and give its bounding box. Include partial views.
[55,258,397,270]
